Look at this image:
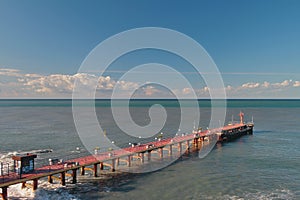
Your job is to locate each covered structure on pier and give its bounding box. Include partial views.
[12,153,37,174]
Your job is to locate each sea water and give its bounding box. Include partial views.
[0,99,299,200]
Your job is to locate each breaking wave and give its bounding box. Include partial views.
[7,180,80,200]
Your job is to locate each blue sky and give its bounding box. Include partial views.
[0,0,300,98]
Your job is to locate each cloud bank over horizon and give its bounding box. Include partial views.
[0,68,300,99]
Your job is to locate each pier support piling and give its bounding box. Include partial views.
[147,151,151,161]
[21,179,38,191]
[169,145,173,156]
[141,153,144,163]
[93,163,98,177]
[80,166,85,175]
[100,162,104,170]
[48,175,53,183]
[72,169,77,184]
[159,148,163,158]
[193,138,199,149]
[186,140,190,154]
[33,179,38,191]
[127,156,131,167]
[0,187,7,200]
[111,159,116,172]
[178,142,182,154]
[60,172,65,186]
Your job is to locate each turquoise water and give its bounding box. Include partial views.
[0,99,299,199]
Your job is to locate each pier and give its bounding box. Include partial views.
[0,121,253,200]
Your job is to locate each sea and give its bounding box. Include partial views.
[0,99,299,200]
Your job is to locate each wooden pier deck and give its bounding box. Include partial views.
[0,122,252,200]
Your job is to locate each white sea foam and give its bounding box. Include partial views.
[0,151,21,175]
[7,184,34,199]
[7,180,81,200]
[222,189,295,200]
[0,149,54,175]
[0,149,53,161]
[0,151,18,162]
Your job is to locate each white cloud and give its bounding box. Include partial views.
[1,68,300,99]
[203,86,209,92]
[293,81,300,87]
[261,81,270,88]
[228,79,300,98]
[0,68,139,98]
[272,80,292,88]
[142,86,157,96]
[169,79,300,99]
[0,68,22,77]
[182,87,193,95]
[238,80,295,90]
[226,85,233,91]
[116,80,139,91]
[241,82,260,89]
[20,73,86,95]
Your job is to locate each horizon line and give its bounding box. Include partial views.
[1,98,300,101]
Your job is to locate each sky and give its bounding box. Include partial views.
[0,0,300,98]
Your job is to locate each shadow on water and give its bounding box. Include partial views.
[254,130,272,134]
[76,154,201,199]
[77,135,256,199]
[75,172,149,199]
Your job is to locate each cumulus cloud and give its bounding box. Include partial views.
[0,68,139,98]
[115,80,139,91]
[0,68,22,77]
[19,73,99,95]
[183,80,300,99]
[241,82,260,89]
[226,85,233,91]
[169,79,300,99]
[293,81,300,87]
[237,80,296,90]
[1,68,300,99]
[228,79,300,98]
[203,86,209,92]
[182,87,193,95]
[143,86,158,96]
[261,81,270,88]
[272,80,292,88]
